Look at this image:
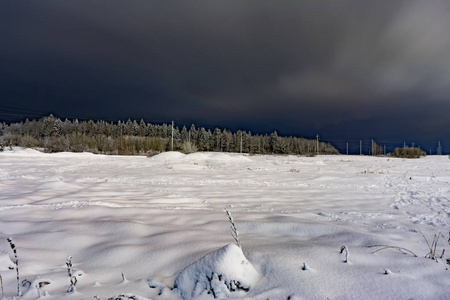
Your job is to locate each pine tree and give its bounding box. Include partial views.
[198,127,208,151]
[139,119,146,136]
[189,124,197,142]
[125,119,133,135]
[181,126,189,142]
[53,118,62,136]
[269,131,279,153]
[213,128,222,151]
[42,114,56,137]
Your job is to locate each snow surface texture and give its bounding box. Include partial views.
[0,148,449,299]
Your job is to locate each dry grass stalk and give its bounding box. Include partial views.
[7,238,20,297]
[66,255,78,293]
[368,245,417,257]
[416,227,449,267]
[0,274,4,299]
[340,245,349,263]
[225,209,241,249]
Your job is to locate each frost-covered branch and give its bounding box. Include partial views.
[226,210,241,249]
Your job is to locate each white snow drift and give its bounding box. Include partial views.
[0,148,449,299]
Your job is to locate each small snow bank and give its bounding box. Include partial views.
[184,152,252,164]
[0,147,97,158]
[0,147,46,157]
[150,151,186,162]
[50,151,97,158]
[207,152,252,163]
[183,152,210,162]
[174,244,260,299]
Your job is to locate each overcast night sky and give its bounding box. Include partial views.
[1,1,450,154]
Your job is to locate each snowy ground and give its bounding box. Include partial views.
[0,148,449,300]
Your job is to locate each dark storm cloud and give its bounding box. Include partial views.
[1,0,450,151]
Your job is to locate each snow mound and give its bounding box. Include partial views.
[51,151,96,157]
[207,152,252,163]
[174,244,260,299]
[183,152,252,164]
[183,152,210,162]
[150,151,186,161]
[0,147,46,156]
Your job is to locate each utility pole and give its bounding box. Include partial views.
[316,134,319,155]
[371,140,374,156]
[346,142,348,155]
[384,145,386,156]
[360,140,362,155]
[240,131,243,154]
[171,121,174,151]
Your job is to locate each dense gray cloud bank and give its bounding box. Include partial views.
[1,1,449,152]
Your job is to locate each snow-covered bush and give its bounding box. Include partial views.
[391,147,426,158]
[173,244,260,299]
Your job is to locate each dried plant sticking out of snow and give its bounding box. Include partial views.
[368,227,450,268]
[417,228,449,268]
[302,262,312,271]
[0,273,3,299]
[226,209,241,249]
[121,272,127,283]
[66,255,77,293]
[340,245,349,263]
[7,238,20,297]
[21,277,51,298]
[368,245,417,257]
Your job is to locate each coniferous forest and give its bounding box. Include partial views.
[0,115,339,155]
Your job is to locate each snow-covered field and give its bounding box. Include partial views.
[0,148,449,300]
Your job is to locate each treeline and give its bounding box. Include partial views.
[0,115,339,156]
